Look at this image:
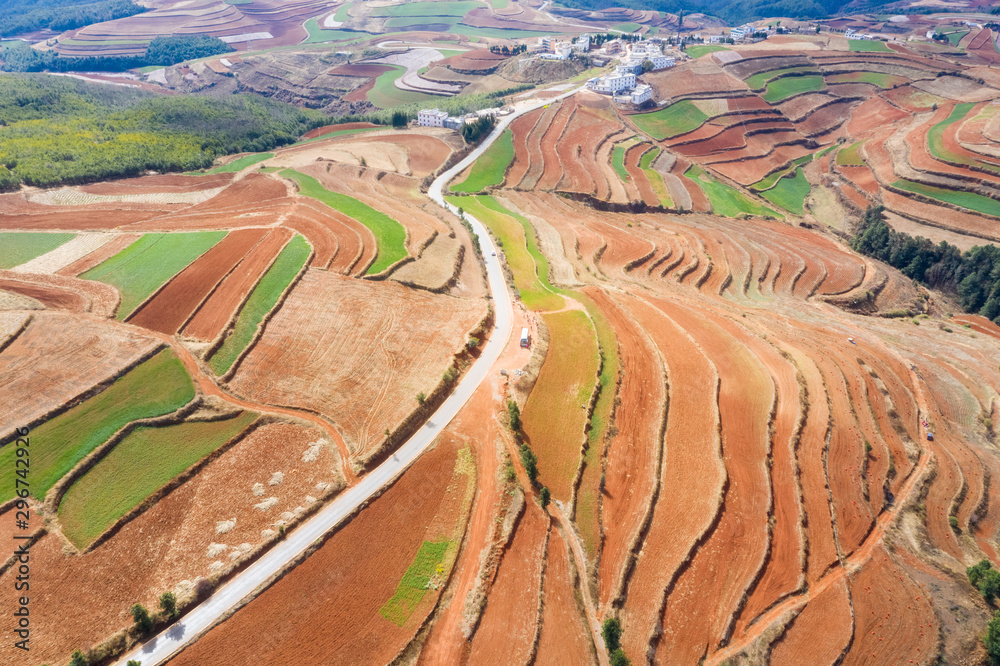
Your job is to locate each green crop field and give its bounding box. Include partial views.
[631,100,708,140]
[58,411,257,549]
[371,0,482,17]
[893,179,1000,217]
[947,30,969,46]
[490,0,508,7]
[208,234,311,375]
[283,170,407,274]
[685,165,780,218]
[386,15,459,29]
[446,194,563,311]
[816,144,837,158]
[451,128,514,193]
[380,540,451,625]
[612,143,631,182]
[925,103,1000,172]
[366,65,439,108]
[849,39,892,52]
[294,126,381,146]
[685,44,729,58]
[303,19,374,44]
[449,24,551,39]
[612,22,641,33]
[762,75,824,103]
[827,71,906,88]
[82,231,225,319]
[203,152,273,174]
[639,146,672,206]
[744,66,816,90]
[751,153,814,191]
[836,141,865,166]
[761,168,810,215]
[0,349,194,503]
[0,232,76,269]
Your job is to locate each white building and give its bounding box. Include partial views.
[417,109,448,127]
[540,42,573,60]
[631,83,652,105]
[575,34,591,52]
[586,66,636,94]
[650,55,675,69]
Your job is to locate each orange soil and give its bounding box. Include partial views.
[535,528,596,665]
[537,98,577,191]
[57,234,141,277]
[624,144,658,206]
[506,107,544,188]
[0,278,88,312]
[769,580,854,664]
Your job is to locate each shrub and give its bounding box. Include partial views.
[467,336,480,350]
[128,661,142,666]
[519,444,538,483]
[603,617,623,653]
[610,648,631,666]
[416,391,426,405]
[986,611,1000,664]
[982,570,1000,601]
[159,591,177,619]
[950,515,960,531]
[443,366,459,385]
[507,400,521,432]
[539,486,550,508]
[969,559,993,588]
[70,650,88,666]
[130,603,153,635]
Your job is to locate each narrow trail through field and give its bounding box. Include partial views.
[707,366,933,664]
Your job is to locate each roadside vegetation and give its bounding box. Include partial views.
[282,169,407,273]
[0,349,195,502]
[451,128,514,192]
[0,232,75,269]
[82,231,226,319]
[207,234,312,375]
[58,411,258,548]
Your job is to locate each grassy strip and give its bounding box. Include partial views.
[762,75,824,103]
[293,126,382,146]
[450,24,553,39]
[282,169,407,274]
[685,165,780,218]
[613,22,641,32]
[744,66,816,90]
[948,30,969,46]
[639,146,673,207]
[849,39,892,52]
[82,231,226,320]
[58,411,257,549]
[367,64,440,108]
[761,167,810,215]
[371,1,481,17]
[446,194,563,311]
[386,16,460,28]
[631,100,708,140]
[451,128,514,192]
[203,152,273,174]
[0,232,75,269]
[836,141,865,166]
[490,0,509,7]
[302,20,375,44]
[925,102,1000,172]
[0,349,194,502]
[379,540,450,625]
[816,144,837,158]
[207,235,311,376]
[893,179,1000,217]
[685,44,729,58]
[611,143,631,183]
[827,71,905,88]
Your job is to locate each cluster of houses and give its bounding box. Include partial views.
[416,106,512,129]
[585,39,674,105]
[844,28,877,40]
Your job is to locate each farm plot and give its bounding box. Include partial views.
[0,348,194,502]
[892,179,1000,217]
[170,437,470,666]
[228,272,484,463]
[81,232,226,320]
[685,165,780,218]
[849,39,892,52]
[0,232,76,269]
[58,411,258,550]
[207,235,311,376]
[760,168,811,215]
[762,75,825,103]
[451,128,514,193]
[631,100,708,140]
[283,170,407,274]
[522,309,598,500]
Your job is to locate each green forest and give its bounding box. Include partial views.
[1,35,233,73]
[0,0,145,38]
[0,75,326,190]
[851,205,1000,324]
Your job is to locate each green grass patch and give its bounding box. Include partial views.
[334,3,352,21]
[849,39,892,52]
[751,153,814,191]
[282,170,407,273]
[293,126,382,146]
[925,102,1000,172]
[386,15,460,28]
[59,411,257,549]
[135,64,164,74]
[303,19,375,44]
[760,167,810,215]
[0,349,194,503]
[203,152,273,174]
[451,128,514,192]
[816,144,837,158]
[685,164,780,218]
[449,24,551,39]
[366,64,440,108]
[744,66,816,90]
[948,30,969,46]
[81,231,225,319]
[611,143,631,183]
[207,234,311,375]
[893,179,1000,217]
[380,540,450,626]
[631,100,708,140]
[762,75,824,103]
[0,232,76,269]
[826,71,905,88]
[836,141,865,166]
[371,1,482,17]
[685,44,729,58]
[612,22,641,33]
[639,146,672,207]
[490,0,509,7]
[446,194,563,311]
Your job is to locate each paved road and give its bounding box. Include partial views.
[117,86,579,666]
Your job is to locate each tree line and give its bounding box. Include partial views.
[0,35,233,73]
[851,205,1000,324]
[0,0,145,38]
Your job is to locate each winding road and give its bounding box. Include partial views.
[115,85,580,666]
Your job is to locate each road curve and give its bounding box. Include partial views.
[115,87,577,666]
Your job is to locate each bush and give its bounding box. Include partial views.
[416,391,426,405]
[602,617,623,653]
[610,648,631,666]
[159,591,177,619]
[986,611,1000,664]
[70,650,88,666]
[507,400,521,432]
[969,559,993,588]
[519,443,538,483]
[539,486,550,508]
[461,114,497,145]
[983,570,1000,602]
[130,603,153,635]
[950,515,960,531]
[391,110,409,128]
[443,366,459,385]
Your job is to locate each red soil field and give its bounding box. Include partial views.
[0,278,87,312]
[518,104,561,190]
[438,48,507,72]
[57,234,141,277]
[556,97,623,196]
[281,194,372,273]
[586,287,665,608]
[534,528,595,665]
[136,174,291,231]
[182,228,292,343]
[77,173,233,195]
[0,271,120,317]
[506,107,544,187]
[537,98,578,191]
[228,272,484,462]
[624,144,659,206]
[847,96,908,135]
[468,503,549,663]
[171,437,464,666]
[128,228,267,334]
[768,580,854,664]
[0,312,159,439]
[586,218,655,276]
